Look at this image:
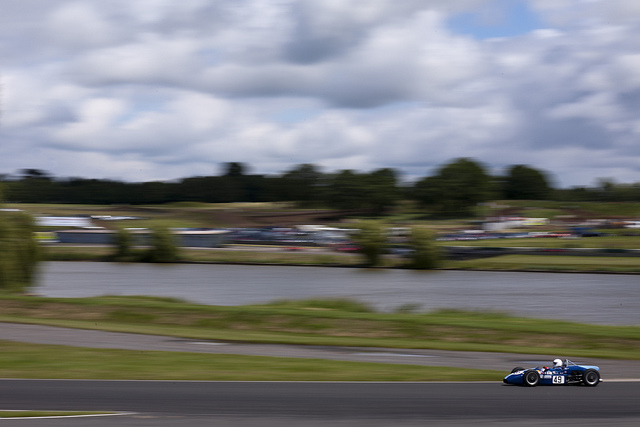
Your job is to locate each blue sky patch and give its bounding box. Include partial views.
[269,107,323,124]
[447,0,544,39]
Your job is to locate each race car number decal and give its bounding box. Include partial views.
[552,376,565,384]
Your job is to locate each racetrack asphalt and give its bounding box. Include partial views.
[2,379,640,426]
[2,322,640,380]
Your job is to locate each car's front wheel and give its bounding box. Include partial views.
[582,369,600,387]
[523,369,540,387]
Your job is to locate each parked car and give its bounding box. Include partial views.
[334,242,360,252]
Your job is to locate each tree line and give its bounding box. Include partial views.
[3,159,640,217]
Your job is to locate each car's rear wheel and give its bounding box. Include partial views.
[582,369,600,387]
[523,369,540,387]
[511,367,525,373]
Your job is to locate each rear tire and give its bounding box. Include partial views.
[523,369,540,387]
[511,367,525,373]
[583,369,600,387]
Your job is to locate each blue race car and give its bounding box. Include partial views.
[503,358,601,387]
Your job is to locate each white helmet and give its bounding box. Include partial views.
[553,358,563,368]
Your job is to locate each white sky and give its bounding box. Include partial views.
[1,0,639,187]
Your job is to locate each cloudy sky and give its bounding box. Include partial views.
[1,0,640,187]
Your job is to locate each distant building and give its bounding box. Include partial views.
[483,217,548,231]
[36,216,94,228]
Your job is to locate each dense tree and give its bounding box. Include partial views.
[217,163,277,203]
[19,169,51,180]
[144,226,180,263]
[364,168,400,215]
[0,211,40,293]
[325,170,366,210]
[179,176,227,203]
[405,227,441,269]
[412,158,491,217]
[13,158,640,206]
[112,227,133,261]
[1,182,40,292]
[609,183,640,202]
[351,220,386,267]
[238,174,273,203]
[280,163,324,206]
[8,170,55,203]
[224,162,246,178]
[599,179,640,202]
[322,168,400,213]
[502,165,552,200]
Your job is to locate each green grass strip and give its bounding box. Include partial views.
[449,254,640,272]
[2,293,640,360]
[0,340,501,382]
[42,245,640,272]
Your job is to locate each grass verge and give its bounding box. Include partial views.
[449,255,640,272]
[443,236,640,249]
[42,245,640,272]
[0,340,501,382]
[1,295,639,360]
[42,245,370,266]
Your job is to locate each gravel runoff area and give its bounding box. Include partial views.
[2,322,640,380]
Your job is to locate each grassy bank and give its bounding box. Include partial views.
[448,254,640,273]
[0,340,500,382]
[42,244,640,273]
[43,245,367,266]
[2,296,639,360]
[445,235,640,249]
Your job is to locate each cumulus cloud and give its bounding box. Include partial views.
[531,0,640,27]
[1,0,639,186]
[46,3,120,48]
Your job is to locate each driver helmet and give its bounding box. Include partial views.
[553,358,563,368]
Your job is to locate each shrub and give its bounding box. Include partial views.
[144,226,180,263]
[351,220,386,267]
[406,226,441,269]
[0,211,40,293]
[112,227,133,261]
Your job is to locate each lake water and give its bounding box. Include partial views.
[38,262,640,326]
